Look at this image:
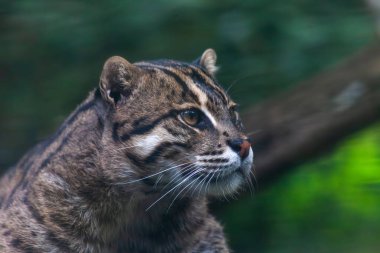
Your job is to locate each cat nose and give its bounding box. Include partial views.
[227,138,251,160]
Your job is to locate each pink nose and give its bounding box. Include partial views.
[227,138,251,159]
[239,140,251,159]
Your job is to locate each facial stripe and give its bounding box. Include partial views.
[138,64,201,104]
[139,62,229,106]
[139,61,229,107]
[117,109,178,142]
[170,66,228,129]
[186,66,229,104]
[133,134,162,156]
[164,125,189,138]
[157,61,228,104]
[153,61,228,104]
[144,141,188,164]
[146,64,219,129]
[185,80,218,128]
[124,62,229,133]
[137,64,220,129]
[126,138,189,167]
[201,105,218,127]
[131,128,176,157]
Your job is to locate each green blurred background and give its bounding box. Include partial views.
[1,1,380,252]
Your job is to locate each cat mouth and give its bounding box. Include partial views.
[208,167,245,184]
[200,162,254,196]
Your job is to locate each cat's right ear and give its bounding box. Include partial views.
[99,56,141,106]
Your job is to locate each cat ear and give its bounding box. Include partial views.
[194,48,218,76]
[99,56,141,105]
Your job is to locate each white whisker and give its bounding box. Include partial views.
[193,170,211,197]
[145,165,199,211]
[112,161,193,185]
[166,168,203,211]
[245,129,262,136]
[160,164,196,191]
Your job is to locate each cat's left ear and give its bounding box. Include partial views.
[194,48,218,76]
[99,56,142,106]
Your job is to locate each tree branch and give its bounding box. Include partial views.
[242,44,380,184]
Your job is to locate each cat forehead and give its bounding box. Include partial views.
[135,60,233,108]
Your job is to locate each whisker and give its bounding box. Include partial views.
[226,74,255,93]
[218,172,230,202]
[180,168,209,199]
[166,169,202,211]
[245,129,262,136]
[190,170,209,197]
[204,169,217,193]
[145,166,200,211]
[112,161,193,185]
[160,164,196,192]
[195,172,211,197]
[250,169,258,190]
[245,175,255,197]
[154,174,164,189]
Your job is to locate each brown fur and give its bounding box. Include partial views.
[0,49,253,252]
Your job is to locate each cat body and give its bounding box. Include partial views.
[0,49,253,253]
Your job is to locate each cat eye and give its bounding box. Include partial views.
[181,109,201,126]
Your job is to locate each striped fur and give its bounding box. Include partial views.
[0,49,253,253]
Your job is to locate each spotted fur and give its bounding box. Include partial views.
[0,49,253,253]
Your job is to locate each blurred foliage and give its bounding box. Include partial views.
[220,123,380,253]
[0,0,379,252]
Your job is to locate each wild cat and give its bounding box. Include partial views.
[0,49,253,253]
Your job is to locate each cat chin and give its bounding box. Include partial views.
[204,157,253,197]
[203,171,245,197]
